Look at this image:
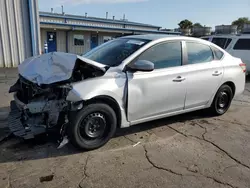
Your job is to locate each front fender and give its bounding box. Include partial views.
[66,74,130,128]
[66,75,127,106]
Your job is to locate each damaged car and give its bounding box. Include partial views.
[8,35,246,150]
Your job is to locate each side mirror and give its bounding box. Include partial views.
[127,60,154,72]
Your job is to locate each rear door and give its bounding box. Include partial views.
[183,41,224,109]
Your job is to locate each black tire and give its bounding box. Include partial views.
[68,103,117,150]
[210,84,233,116]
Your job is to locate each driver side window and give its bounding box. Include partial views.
[136,42,182,69]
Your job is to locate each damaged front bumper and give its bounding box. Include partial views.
[8,100,45,139]
[7,52,105,140]
[8,93,68,139]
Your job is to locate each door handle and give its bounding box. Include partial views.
[212,71,222,76]
[173,76,185,82]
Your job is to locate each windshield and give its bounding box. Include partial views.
[83,38,150,67]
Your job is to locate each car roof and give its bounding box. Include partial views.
[121,34,211,44]
[121,34,182,41]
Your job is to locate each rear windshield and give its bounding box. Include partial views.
[211,37,232,49]
[233,39,250,50]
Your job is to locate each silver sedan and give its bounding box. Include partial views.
[9,34,246,150]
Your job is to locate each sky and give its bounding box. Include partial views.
[38,0,250,29]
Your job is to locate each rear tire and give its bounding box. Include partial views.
[210,84,233,116]
[68,103,117,150]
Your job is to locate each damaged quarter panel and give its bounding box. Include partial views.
[66,68,130,127]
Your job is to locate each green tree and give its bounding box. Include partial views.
[178,19,193,29]
[193,23,203,27]
[232,17,250,31]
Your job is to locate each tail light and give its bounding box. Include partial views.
[239,62,246,73]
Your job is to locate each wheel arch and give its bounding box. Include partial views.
[222,81,236,97]
[83,95,122,128]
[208,81,236,108]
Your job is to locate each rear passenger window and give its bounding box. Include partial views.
[186,42,214,64]
[233,39,250,50]
[211,46,224,60]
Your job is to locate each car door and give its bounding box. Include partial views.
[126,41,187,123]
[182,41,224,109]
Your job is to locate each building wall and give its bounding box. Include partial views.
[40,28,125,55]
[68,31,91,55]
[41,29,92,55]
[98,32,121,44]
[40,29,67,53]
[57,30,67,52]
[40,29,46,53]
[40,14,160,31]
[0,0,40,67]
[215,25,238,34]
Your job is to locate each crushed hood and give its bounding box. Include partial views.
[18,52,106,85]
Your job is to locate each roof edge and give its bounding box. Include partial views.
[39,11,161,29]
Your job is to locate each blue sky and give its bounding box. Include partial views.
[38,0,250,29]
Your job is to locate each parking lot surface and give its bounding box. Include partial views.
[0,69,250,188]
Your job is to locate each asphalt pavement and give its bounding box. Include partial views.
[0,68,250,188]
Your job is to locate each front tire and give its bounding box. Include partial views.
[210,85,233,115]
[68,103,117,150]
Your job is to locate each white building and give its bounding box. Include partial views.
[40,11,180,55]
[0,0,180,67]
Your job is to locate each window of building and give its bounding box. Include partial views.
[136,42,182,69]
[74,34,84,46]
[186,42,213,64]
[233,39,250,50]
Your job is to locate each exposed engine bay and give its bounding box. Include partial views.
[8,52,106,141]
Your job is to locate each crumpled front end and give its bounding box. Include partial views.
[8,52,106,139]
[8,76,71,139]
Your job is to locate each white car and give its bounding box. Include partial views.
[9,35,246,150]
[201,34,250,73]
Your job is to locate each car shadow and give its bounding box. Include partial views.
[0,109,208,164]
